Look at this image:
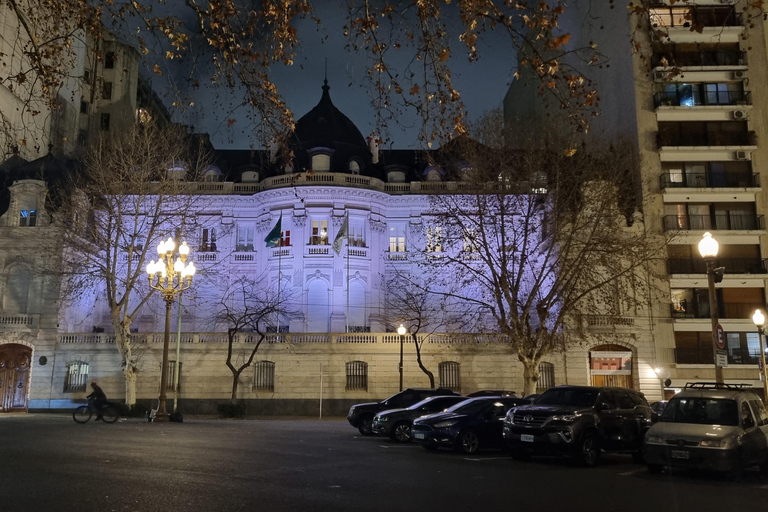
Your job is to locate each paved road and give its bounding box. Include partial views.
[1,414,767,512]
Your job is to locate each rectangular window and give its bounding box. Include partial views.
[349,220,366,247]
[104,52,115,69]
[165,361,182,391]
[282,229,291,247]
[64,362,89,392]
[102,81,112,100]
[388,225,406,252]
[77,130,87,147]
[463,228,478,252]
[537,362,556,392]
[80,100,89,114]
[100,113,110,131]
[84,70,91,83]
[200,228,217,252]
[19,209,36,227]
[346,361,368,391]
[236,224,255,252]
[310,220,328,245]
[426,225,442,252]
[438,361,461,392]
[254,361,275,391]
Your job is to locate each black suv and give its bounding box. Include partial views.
[348,388,460,435]
[503,385,653,466]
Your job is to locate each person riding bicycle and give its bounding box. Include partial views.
[86,382,108,421]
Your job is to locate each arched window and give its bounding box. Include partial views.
[3,266,32,313]
[306,280,329,332]
[311,153,331,171]
[64,361,89,392]
[438,361,461,391]
[537,362,555,392]
[349,160,361,174]
[254,361,275,391]
[346,361,368,391]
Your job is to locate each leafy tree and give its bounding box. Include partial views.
[58,122,210,406]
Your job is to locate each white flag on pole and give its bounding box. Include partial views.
[332,214,349,255]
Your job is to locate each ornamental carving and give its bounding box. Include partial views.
[369,219,386,233]
[293,215,307,227]
[332,216,345,228]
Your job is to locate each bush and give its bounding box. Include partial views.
[217,402,246,418]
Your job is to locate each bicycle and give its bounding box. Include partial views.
[72,398,119,424]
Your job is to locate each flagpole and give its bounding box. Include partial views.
[346,225,349,333]
[277,243,282,336]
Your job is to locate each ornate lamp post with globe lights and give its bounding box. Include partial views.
[146,237,196,421]
[698,232,724,384]
[751,309,768,401]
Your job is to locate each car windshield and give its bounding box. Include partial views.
[445,398,493,415]
[534,388,599,407]
[406,397,442,410]
[661,397,739,426]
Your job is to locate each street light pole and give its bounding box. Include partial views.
[751,310,768,402]
[397,324,406,392]
[146,237,195,422]
[699,232,724,384]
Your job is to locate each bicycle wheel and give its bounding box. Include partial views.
[101,405,119,424]
[73,406,91,424]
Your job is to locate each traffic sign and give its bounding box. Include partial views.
[714,323,726,350]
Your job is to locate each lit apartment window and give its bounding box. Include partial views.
[102,81,112,100]
[349,220,365,247]
[388,225,406,252]
[64,361,89,392]
[236,224,255,252]
[19,209,36,227]
[537,362,555,392]
[426,225,442,252]
[281,230,291,247]
[200,228,217,252]
[346,361,368,391]
[254,361,275,391]
[438,361,461,392]
[310,220,328,245]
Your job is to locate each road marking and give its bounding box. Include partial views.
[464,457,510,462]
[618,469,644,476]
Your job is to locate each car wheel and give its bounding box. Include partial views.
[357,417,374,436]
[509,449,532,461]
[457,430,480,454]
[574,432,600,467]
[391,422,412,443]
[647,464,663,474]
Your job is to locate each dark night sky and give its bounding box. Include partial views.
[157,1,516,150]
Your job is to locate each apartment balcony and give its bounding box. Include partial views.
[305,245,332,257]
[650,6,743,44]
[670,302,763,320]
[386,251,408,261]
[667,257,767,275]
[232,251,256,263]
[653,90,750,108]
[657,130,757,148]
[269,246,292,259]
[674,347,759,365]
[660,171,759,189]
[662,213,764,232]
[651,50,745,68]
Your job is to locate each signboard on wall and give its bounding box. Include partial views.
[590,351,633,376]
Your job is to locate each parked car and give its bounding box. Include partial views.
[503,385,654,466]
[467,390,518,397]
[650,400,668,416]
[412,396,528,454]
[347,388,460,436]
[643,383,768,475]
[372,395,469,442]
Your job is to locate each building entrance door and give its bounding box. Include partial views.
[0,344,32,412]
[589,345,634,389]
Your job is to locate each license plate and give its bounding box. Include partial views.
[521,434,534,443]
[671,450,689,459]
[413,432,425,440]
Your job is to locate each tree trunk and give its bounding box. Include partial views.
[114,323,138,406]
[521,359,541,397]
[123,365,137,406]
[412,334,435,387]
[231,371,241,401]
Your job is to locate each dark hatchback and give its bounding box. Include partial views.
[372,395,469,442]
[412,396,528,454]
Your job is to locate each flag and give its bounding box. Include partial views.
[332,214,348,255]
[264,213,282,248]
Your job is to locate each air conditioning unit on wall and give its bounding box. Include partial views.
[733,70,747,79]
[733,110,748,120]
[735,151,751,161]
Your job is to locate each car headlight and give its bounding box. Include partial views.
[551,414,576,423]
[434,420,459,428]
[700,438,732,448]
[505,410,515,424]
[377,416,389,422]
[645,435,664,444]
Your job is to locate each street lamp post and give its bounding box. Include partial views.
[751,309,768,401]
[698,232,724,384]
[397,324,406,392]
[146,237,195,422]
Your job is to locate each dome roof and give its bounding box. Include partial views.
[292,81,367,150]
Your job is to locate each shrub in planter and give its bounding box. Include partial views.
[217,402,246,418]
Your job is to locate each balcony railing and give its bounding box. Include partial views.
[675,347,759,365]
[660,172,758,189]
[662,213,764,231]
[653,90,750,108]
[657,131,756,147]
[650,7,741,29]
[651,50,745,68]
[667,257,767,275]
[670,302,764,320]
